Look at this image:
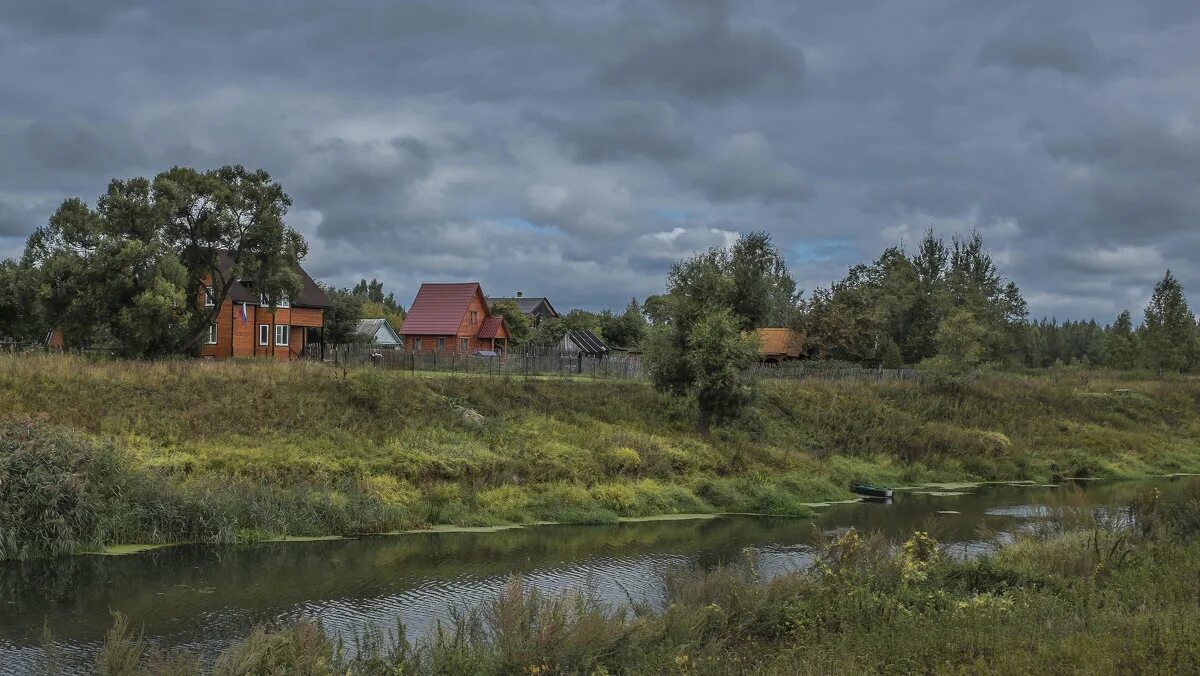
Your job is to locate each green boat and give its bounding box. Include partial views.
[849,481,893,499]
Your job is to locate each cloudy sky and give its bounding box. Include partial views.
[2,1,1198,320]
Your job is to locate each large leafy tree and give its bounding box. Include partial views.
[1142,270,1197,372]
[23,179,190,355]
[600,299,648,349]
[726,231,801,329]
[156,165,306,351]
[644,233,785,432]
[21,165,307,356]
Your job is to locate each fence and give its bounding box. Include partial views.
[751,363,922,383]
[311,343,646,380]
[308,343,921,383]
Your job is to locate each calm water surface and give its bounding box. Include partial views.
[1,477,1195,673]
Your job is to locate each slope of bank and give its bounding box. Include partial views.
[2,354,1199,558]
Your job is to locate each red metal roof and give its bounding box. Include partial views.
[476,315,506,340]
[400,283,482,335]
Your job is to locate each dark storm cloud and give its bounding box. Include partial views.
[534,103,695,164]
[596,2,805,103]
[978,22,1108,77]
[1,0,1198,318]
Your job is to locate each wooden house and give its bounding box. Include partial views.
[200,254,331,360]
[400,283,510,355]
[356,318,403,348]
[49,253,329,360]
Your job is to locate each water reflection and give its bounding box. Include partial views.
[1,477,1194,672]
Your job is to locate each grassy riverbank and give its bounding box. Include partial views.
[3,354,1200,558]
[79,482,1200,674]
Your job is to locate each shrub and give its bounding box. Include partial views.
[0,418,129,559]
[600,447,641,475]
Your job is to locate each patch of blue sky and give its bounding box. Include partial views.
[791,239,856,264]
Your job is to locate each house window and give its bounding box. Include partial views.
[204,286,215,307]
[206,323,218,344]
[259,324,270,346]
[260,293,290,309]
[413,337,422,352]
[436,337,446,352]
[460,337,469,352]
[275,324,290,347]
[470,310,478,325]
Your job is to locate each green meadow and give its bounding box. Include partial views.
[3,354,1200,559]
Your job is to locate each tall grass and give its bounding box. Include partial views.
[80,487,1200,674]
[4,354,1200,558]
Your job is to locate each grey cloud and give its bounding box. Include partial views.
[685,133,812,204]
[534,102,694,163]
[597,5,804,102]
[1040,114,1200,239]
[0,195,52,237]
[1,0,1197,318]
[978,23,1108,77]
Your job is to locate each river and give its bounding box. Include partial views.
[1,476,1195,672]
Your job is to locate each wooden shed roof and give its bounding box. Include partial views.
[566,329,609,355]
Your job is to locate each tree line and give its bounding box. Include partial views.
[1,166,1194,379]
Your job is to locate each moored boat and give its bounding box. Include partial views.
[849,481,893,499]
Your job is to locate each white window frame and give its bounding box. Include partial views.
[275,324,290,347]
[260,293,290,309]
[204,286,215,307]
[206,323,218,345]
[259,324,270,346]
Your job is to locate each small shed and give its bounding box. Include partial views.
[560,329,609,357]
[356,318,403,348]
[755,328,804,363]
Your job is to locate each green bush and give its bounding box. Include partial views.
[0,418,128,559]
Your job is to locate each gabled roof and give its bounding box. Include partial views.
[400,283,483,335]
[218,251,331,308]
[488,296,558,317]
[566,329,608,355]
[356,318,402,345]
[756,328,803,357]
[477,315,506,340]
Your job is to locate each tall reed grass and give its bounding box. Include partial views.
[76,485,1200,674]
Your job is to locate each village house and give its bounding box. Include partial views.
[486,292,559,325]
[355,318,403,348]
[200,254,331,360]
[400,283,510,355]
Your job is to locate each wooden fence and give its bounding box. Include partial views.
[311,344,646,380]
[307,344,921,383]
[751,363,922,383]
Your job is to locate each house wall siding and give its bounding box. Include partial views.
[457,291,488,339]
